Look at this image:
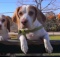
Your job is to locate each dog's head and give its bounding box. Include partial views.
[12,5,46,30]
[0,15,10,32]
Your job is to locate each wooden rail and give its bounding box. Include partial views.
[0,32,60,55]
[0,39,60,53]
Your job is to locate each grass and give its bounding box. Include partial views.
[9,34,60,40]
[14,53,60,56]
[50,35,60,40]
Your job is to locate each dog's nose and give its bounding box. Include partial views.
[21,20,28,25]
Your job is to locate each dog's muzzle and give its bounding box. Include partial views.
[21,20,28,25]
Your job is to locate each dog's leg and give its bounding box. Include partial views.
[43,33,53,53]
[19,35,28,54]
[0,36,4,41]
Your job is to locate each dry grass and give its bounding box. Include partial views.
[9,32,60,40]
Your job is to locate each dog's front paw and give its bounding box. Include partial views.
[45,44,53,53]
[19,35,28,54]
[21,44,28,54]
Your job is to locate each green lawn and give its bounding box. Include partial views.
[10,33,60,40]
[50,35,60,40]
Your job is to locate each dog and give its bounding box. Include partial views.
[12,5,53,54]
[6,16,18,32]
[0,15,10,41]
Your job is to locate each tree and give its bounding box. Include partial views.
[17,0,60,12]
[57,13,60,20]
[45,11,55,20]
[45,11,58,31]
[56,13,60,31]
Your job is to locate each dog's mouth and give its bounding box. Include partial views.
[21,24,29,29]
[22,25,28,28]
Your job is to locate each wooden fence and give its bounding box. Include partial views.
[0,32,60,56]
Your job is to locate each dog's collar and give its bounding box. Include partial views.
[18,26,43,35]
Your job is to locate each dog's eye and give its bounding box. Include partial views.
[19,12,23,16]
[2,19,5,22]
[29,11,34,16]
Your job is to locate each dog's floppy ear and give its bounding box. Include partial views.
[2,15,10,32]
[12,7,20,24]
[36,8,46,25]
[7,18,10,32]
[6,16,11,32]
[6,16,13,26]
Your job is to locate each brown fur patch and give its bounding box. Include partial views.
[3,15,10,32]
[28,6,37,22]
[12,7,22,24]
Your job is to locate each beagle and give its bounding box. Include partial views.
[6,16,18,32]
[12,5,53,54]
[0,15,10,41]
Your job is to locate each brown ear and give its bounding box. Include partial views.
[6,16,13,26]
[7,18,10,32]
[12,7,20,24]
[2,15,10,32]
[6,16,14,32]
[37,9,46,25]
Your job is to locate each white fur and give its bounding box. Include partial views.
[0,21,2,25]
[19,35,28,54]
[0,15,10,41]
[18,5,53,54]
[0,29,9,40]
[19,5,35,29]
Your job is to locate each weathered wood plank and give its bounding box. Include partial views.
[0,32,60,53]
[0,39,60,45]
[0,40,60,53]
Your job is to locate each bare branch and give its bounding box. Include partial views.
[42,0,53,10]
[17,0,60,13]
[34,0,38,4]
[34,0,39,8]
[45,8,60,11]
[17,0,35,6]
[17,0,23,5]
